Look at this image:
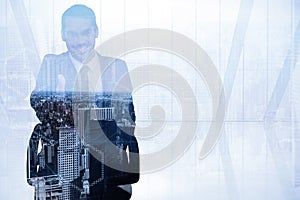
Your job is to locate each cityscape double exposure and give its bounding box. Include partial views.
[27,91,137,199]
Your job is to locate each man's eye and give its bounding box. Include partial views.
[66,32,77,38]
[82,29,92,36]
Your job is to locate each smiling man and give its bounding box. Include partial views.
[27,4,139,200]
[61,6,98,63]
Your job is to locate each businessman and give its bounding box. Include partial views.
[27,4,139,200]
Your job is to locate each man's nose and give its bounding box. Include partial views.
[75,34,86,45]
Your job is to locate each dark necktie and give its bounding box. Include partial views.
[79,65,89,93]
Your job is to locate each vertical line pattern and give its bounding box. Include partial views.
[266,0,270,197]
[52,0,54,52]
[99,0,102,44]
[218,0,222,198]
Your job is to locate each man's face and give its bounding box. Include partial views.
[62,17,98,63]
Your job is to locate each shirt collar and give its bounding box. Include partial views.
[68,52,82,72]
[68,50,98,72]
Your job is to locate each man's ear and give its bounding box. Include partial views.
[94,27,99,38]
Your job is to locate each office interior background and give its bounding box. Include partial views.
[0,0,300,199]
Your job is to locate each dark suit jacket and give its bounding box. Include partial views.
[33,51,133,93]
[27,51,139,199]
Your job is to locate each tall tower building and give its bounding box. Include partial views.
[58,127,81,199]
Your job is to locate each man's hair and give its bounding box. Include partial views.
[61,4,98,31]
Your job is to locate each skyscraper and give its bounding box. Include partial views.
[58,127,80,199]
